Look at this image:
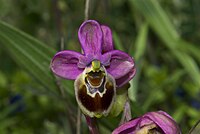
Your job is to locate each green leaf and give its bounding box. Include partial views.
[143,69,185,111]
[132,23,148,60]
[130,0,200,88]
[179,40,200,63]
[130,0,179,47]
[113,31,125,51]
[128,23,148,101]
[175,52,200,87]
[0,21,74,96]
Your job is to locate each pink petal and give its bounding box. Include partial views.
[78,20,103,57]
[112,118,141,134]
[50,50,84,80]
[144,111,181,134]
[104,50,136,87]
[101,25,114,53]
[115,68,136,87]
[112,111,181,134]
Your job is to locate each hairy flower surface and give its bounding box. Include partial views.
[50,20,136,117]
[112,111,181,134]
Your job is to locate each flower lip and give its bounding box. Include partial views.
[74,65,116,118]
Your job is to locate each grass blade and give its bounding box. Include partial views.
[0,21,74,96]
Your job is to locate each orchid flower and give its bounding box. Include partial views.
[50,20,136,118]
[112,111,181,134]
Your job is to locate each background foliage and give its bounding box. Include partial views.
[0,0,200,133]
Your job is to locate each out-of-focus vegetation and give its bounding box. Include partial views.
[0,0,200,133]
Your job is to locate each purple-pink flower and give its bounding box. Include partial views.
[112,111,181,134]
[50,20,136,117]
[50,20,136,87]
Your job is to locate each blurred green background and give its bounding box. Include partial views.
[0,0,200,133]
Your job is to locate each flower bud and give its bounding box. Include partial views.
[112,111,181,134]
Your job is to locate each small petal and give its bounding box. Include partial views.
[112,111,181,134]
[50,50,84,80]
[115,68,136,87]
[101,25,114,53]
[143,111,181,134]
[78,20,103,56]
[105,50,134,79]
[112,118,141,134]
[103,50,136,87]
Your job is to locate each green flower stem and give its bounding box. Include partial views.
[76,108,81,134]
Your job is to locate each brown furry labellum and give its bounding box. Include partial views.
[74,62,116,118]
